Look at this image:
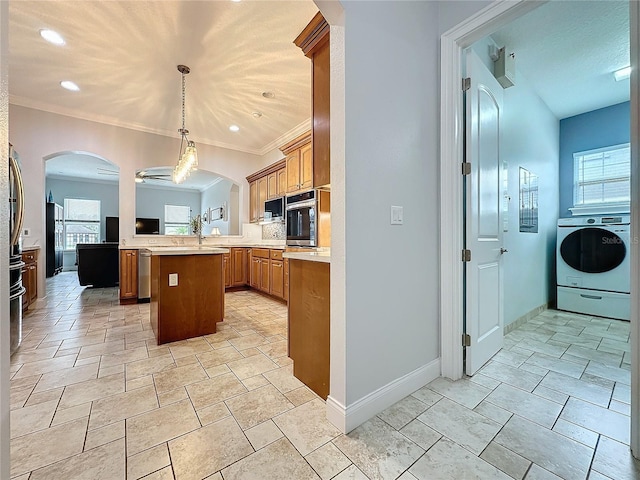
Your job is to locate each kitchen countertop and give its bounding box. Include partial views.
[21,245,41,252]
[142,246,229,256]
[283,251,331,264]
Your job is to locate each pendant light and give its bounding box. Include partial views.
[173,64,198,184]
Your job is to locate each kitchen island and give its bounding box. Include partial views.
[145,246,229,344]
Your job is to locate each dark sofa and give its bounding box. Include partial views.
[76,243,119,287]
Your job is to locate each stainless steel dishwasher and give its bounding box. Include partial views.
[138,250,151,302]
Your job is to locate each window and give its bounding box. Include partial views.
[573,143,630,212]
[164,205,191,235]
[64,198,101,249]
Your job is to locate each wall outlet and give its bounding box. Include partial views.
[148,238,157,244]
[22,228,30,236]
[168,273,178,287]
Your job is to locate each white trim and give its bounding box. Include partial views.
[630,0,640,457]
[326,359,441,434]
[569,205,630,216]
[439,0,547,380]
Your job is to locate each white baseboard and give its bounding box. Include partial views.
[326,358,441,433]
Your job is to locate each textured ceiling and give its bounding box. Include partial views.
[490,0,630,119]
[9,1,318,155]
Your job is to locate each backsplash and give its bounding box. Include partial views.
[262,222,285,240]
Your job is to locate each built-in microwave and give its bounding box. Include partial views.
[286,190,316,246]
[264,197,284,221]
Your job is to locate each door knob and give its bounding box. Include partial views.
[500,248,508,254]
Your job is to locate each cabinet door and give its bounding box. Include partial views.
[284,258,289,302]
[277,168,287,197]
[119,250,138,300]
[223,253,232,288]
[257,177,268,220]
[260,258,271,292]
[249,181,258,223]
[286,151,301,192]
[270,260,284,298]
[28,265,38,303]
[300,143,313,190]
[246,249,252,286]
[232,248,247,286]
[21,266,29,310]
[251,258,261,289]
[267,172,278,199]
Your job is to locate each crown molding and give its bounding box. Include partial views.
[10,96,311,158]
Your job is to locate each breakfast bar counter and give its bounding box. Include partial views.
[144,246,228,344]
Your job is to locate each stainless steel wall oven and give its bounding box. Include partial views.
[286,190,316,246]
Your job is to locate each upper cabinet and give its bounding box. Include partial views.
[294,12,330,189]
[281,132,313,194]
[247,159,286,223]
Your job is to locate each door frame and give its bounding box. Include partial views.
[439,0,640,454]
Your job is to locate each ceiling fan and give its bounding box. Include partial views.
[96,168,172,183]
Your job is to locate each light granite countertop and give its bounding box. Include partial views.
[283,251,331,264]
[141,246,229,256]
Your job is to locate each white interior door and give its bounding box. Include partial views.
[464,50,505,375]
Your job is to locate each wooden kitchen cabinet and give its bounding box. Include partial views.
[269,249,284,299]
[21,249,39,312]
[231,248,247,286]
[247,159,287,223]
[249,181,258,223]
[223,252,232,288]
[284,258,289,302]
[119,249,138,304]
[295,13,330,188]
[288,258,330,399]
[283,133,313,194]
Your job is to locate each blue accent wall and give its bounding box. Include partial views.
[559,102,630,217]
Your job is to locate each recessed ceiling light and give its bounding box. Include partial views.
[614,66,631,82]
[229,125,240,132]
[262,91,275,99]
[252,111,263,118]
[60,80,80,92]
[39,29,65,46]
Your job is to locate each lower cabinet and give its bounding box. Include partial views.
[284,258,289,302]
[21,249,39,312]
[119,249,138,303]
[223,247,285,300]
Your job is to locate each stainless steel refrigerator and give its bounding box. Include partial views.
[9,144,25,355]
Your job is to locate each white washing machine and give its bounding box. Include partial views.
[557,215,630,320]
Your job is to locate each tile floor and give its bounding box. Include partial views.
[8,272,640,479]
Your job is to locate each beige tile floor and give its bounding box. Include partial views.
[8,272,640,479]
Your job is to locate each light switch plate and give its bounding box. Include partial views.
[22,228,30,236]
[391,206,403,225]
[168,273,178,287]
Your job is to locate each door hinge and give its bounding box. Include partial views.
[462,77,471,91]
[462,249,471,262]
[462,162,471,175]
[462,334,471,347]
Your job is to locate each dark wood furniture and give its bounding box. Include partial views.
[150,253,224,344]
[288,258,330,399]
[45,202,63,277]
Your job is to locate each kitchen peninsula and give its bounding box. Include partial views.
[145,246,228,344]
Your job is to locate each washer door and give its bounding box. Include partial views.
[560,227,626,273]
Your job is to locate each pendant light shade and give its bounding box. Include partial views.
[173,65,198,184]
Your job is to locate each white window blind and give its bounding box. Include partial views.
[164,205,191,235]
[573,143,630,207]
[64,198,101,249]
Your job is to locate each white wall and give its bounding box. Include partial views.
[135,184,201,234]
[341,0,441,406]
[9,104,266,295]
[45,176,120,268]
[472,35,560,325]
[200,179,235,235]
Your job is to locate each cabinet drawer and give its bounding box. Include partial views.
[270,249,283,260]
[252,248,270,259]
